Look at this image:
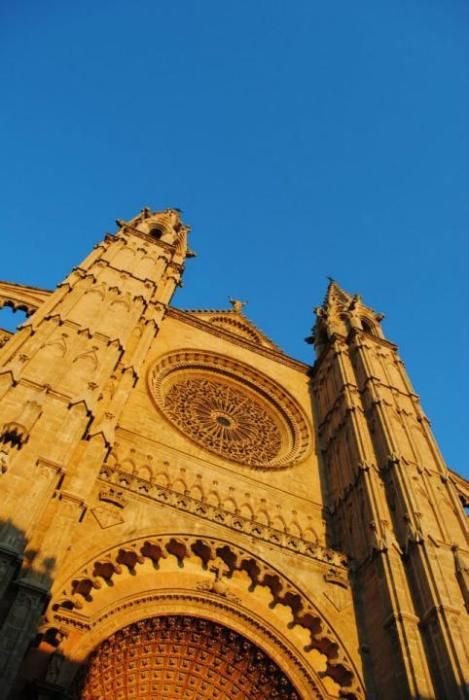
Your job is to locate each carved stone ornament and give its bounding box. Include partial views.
[51,535,363,697]
[90,506,124,529]
[0,329,12,349]
[148,351,312,469]
[76,615,300,700]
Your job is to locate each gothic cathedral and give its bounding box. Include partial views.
[0,209,467,700]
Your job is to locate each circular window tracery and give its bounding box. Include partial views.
[148,351,312,470]
[163,376,283,465]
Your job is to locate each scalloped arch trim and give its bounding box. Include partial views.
[49,534,364,699]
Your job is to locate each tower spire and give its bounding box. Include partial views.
[0,206,192,695]
[310,280,384,355]
[310,282,469,699]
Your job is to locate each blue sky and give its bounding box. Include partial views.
[0,1,467,474]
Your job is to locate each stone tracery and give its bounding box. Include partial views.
[164,377,282,466]
[148,351,312,469]
[97,457,338,565]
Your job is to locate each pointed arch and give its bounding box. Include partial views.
[45,534,364,700]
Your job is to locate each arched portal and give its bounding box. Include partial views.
[74,614,299,699]
[45,534,363,699]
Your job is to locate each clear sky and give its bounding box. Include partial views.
[1,1,467,474]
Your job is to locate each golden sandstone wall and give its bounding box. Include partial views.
[0,209,467,700]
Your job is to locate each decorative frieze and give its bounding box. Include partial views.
[52,534,362,699]
[98,463,346,569]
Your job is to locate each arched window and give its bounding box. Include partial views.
[361,318,375,335]
[149,227,164,240]
[339,314,350,333]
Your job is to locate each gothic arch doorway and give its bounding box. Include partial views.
[45,534,364,698]
[73,614,300,699]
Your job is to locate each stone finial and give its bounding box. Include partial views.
[309,279,385,355]
[229,298,247,313]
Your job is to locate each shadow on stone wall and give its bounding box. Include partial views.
[2,500,464,699]
[0,518,82,700]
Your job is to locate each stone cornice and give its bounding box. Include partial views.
[98,464,347,570]
[0,280,51,315]
[112,425,325,510]
[167,307,310,373]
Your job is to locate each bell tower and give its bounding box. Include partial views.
[0,213,467,699]
[0,208,191,697]
[310,281,469,699]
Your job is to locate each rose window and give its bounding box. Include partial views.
[148,352,312,470]
[163,378,282,466]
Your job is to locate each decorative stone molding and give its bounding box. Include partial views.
[98,486,127,509]
[183,305,282,350]
[148,350,313,470]
[0,280,51,316]
[209,314,265,344]
[167,308,309,372]
[50,534,363,698]
[54,593,324,700]
[98,463,346,569]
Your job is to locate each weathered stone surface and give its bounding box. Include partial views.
[0,211,466,700]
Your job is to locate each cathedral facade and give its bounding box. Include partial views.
[0,208,467,700]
